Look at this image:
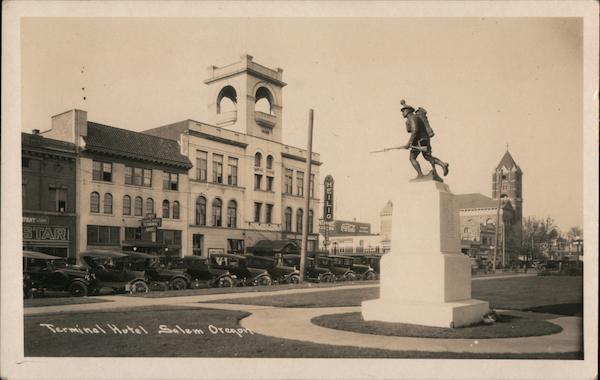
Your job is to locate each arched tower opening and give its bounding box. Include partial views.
[217,85,237,114]
[255,86,274,114]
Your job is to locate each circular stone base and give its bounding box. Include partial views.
[311,312,562,339]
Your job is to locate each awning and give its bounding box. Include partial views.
[80,249,128,258]
[23,250,62,260]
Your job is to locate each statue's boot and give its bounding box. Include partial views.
[443,162,449,176]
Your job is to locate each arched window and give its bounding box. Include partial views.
[486,218,493,225]
[464,227,470,234]
[212,198,222,227]
[296,209,303,233]
[122,195,131,215]
[195,196,206,226]
[255,86,274,114]
[103,193,112,214]
[162,200,170,219]
[254,152,262,168]
[90,192,100,213]
[217,85,237,113]
[284,207,292,232]
[308,210,314,234]
[146,198,154,216]
[134,196,143,216]
[172,201,180,219]
[227,200,237,228]
[266,155,274,170]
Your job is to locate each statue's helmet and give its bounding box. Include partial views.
[400,99,415,112]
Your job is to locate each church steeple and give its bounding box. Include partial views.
[491,148,523,226]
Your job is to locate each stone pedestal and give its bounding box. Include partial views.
[362,180,489,328]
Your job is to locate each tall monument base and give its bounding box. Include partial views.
[361,180,489,328]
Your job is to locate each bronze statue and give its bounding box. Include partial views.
[372,100,449,182]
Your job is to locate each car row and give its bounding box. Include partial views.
[23,249,382,298]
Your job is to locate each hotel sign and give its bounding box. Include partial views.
[141,214,162,233]
[323,175,334,221]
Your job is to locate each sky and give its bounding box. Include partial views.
[20,17,583,232]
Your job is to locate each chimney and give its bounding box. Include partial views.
[32,129,40,135]
[45,109,87,145]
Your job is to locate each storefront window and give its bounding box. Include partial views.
[192,234,204,256]
[227,239,244,254]
[87,225,120,245]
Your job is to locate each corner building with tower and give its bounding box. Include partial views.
[144,54,321,256]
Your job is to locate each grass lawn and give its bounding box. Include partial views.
[311,311,563,339]
[210,276,583,315]
[24,296,111,308]
[24,305,581,359]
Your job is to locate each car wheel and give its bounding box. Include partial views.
[364,271,376,281]
[287,274,300,284]
[256,276,272,286]
[320,274,332,283]
[130,281,149,294]
[345,272,357,281]
[170,278,188,291]
[68,281,88,297]
[217,276,234,288]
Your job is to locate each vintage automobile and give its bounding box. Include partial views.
[316,255,358,281]
[80,250,149,294]
[243,254,300,284]
[182,255,236,288]
[282,254,335,283]
[209,253,273,286]
[23,250,98,298]
[128,253,192,291]
[343,256,377,280]
[355,255,382,274]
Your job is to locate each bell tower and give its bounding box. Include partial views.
[204,54,286,142]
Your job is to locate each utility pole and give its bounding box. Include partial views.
[493,171,502,272]
[299,109,314,283]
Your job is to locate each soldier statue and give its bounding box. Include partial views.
[380,100,449,182]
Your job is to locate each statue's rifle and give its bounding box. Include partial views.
[369,145,427,154]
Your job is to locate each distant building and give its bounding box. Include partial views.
[457,150,523,265]
[22,131,77,259]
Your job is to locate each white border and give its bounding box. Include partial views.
[2,1,598,380]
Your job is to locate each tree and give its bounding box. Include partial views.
[566,226,583,240]
[522,216,560,260]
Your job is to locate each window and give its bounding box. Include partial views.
[163,172,179,191]
[172,201,180,219]
[254,152,262,168]
[296,209,304,233]
[227,157,238,185]
[125,227,152,242]
[162,200,170,218]
[196,151,208,182]
[227,239,244,254]
[309,174,315,198]
[266,204,273,224]
[192,234,204,256]
[103,193,113,214]
[227,200,237,228]
[284,169,293,194]
[212,154,223,183]
[48,187,67,212]
[134,196,143,216]
[308,209,314,233]
[284,207,292,231]
[123,195,131,215]
[90,192,100,213]
[254,174,262,190]
[266,176,274,191]
[266,155,273,169]
[87,225,120,245]
[464,227,470,234]
[92,161,112,182]
[22,157,41,171]
[146,198,154,216]
[212,198,222,226]
[160,230,182,246]
[195,196,206,225]
[124,167,151,187]
[296,172,304,196]
[254,202,262,223]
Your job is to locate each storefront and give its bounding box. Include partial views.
[281,232,319,252]
[22,214,76,259]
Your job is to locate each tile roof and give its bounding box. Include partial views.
[83,122,192,169]
[455,193,497,209]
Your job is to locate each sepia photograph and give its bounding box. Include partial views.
[1,1,598,379]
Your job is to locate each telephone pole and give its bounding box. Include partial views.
[299,109,314,282]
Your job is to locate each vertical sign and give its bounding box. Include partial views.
[323,175,334,221]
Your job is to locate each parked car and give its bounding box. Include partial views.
[131,253,192,291]
[247,240,300,257]
[209,253,273,286]
[355,255,382,274]
[325,255,359,281]
[80,250,149,294]
[282,254,335,283]
[346,257,377,280]
[243,254,300,284]
[23,250,98,298]
[182,255,236,288]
